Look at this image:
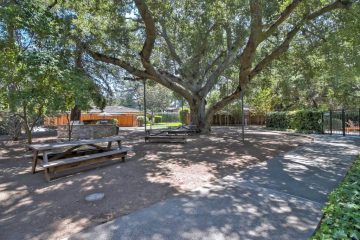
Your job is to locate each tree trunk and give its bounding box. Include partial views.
[24,126,32,144]
[7,114,22,141]
[189,98,211,133]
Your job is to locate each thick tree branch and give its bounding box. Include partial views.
[133,0,192,97]
[263,0,304,39]
[87,47,193,101]
[199,32,244,97]
[250,0,352,79]
[237,0,263,87]
[86,49,152,80]
[87,49,187,90]
[159,21,183,65]
[187,24,217,80]
[134,0,156,64]
[203,51,226,77]
[206,86,243,119]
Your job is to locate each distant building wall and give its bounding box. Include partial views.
[45,113,139,127]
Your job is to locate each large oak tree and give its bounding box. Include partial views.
[49,1,354,132]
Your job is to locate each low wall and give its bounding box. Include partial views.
[57,124,118,139]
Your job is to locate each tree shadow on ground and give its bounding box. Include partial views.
[0,127,310,240]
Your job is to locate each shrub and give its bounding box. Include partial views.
[290,110,322,133]
[312,156,360,240]
[110,118,118,125]
[136,115,149,122]
[159,113,179,122]
[179,108,190,124]
[266,110,323,133]
[265,112,290,129]
[154,115,162,123]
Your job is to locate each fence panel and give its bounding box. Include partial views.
[44,113,139,127]
[323,109,360,136]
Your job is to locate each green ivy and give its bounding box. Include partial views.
[312,156,360,240]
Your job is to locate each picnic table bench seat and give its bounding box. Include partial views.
[29,136,129,181]
[145,135,186,143]
[41,147,129,168]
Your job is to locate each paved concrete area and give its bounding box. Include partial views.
[71,135,359,240]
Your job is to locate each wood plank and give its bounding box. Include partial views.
[42,147,129,168]
[52,154,126,173]
[28,136,124,151]
[31,150,39,174]
[145,135,186,139]
[145,136,186,143]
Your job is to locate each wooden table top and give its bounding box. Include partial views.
[28,136,124,151]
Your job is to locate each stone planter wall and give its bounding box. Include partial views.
[57,124,118,139]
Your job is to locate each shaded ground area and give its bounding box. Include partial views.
[0,127,309,240]
[71,135,360,240]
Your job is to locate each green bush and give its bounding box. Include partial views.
[266,110,322,133]
[290,110,322,133]
[159,113,179,122]
[265,112,290,129]
[312,156,360,240]
[109,118,118,125]
[136,115,149,122]
[179,108,190,124]
[154,115,162,123]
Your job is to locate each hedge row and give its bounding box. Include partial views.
[312,156,360,239]
[265,110,323,133]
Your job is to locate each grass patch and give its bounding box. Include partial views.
[312,156,360,240]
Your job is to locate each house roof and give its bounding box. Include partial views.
[88,105,141,114]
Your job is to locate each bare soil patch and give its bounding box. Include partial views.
[0,127,309,240]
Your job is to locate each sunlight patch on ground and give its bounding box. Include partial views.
[146,162,217,191]
[35,217,90,240]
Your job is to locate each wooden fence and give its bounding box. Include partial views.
[211,113,265,126]
[44,113,139,127]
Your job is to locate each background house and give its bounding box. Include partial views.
[44,106,141,127]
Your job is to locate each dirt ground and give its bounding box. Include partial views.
[0,127,310,240]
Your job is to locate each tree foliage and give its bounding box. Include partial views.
[1,0,359,133]
[0,0,106,142]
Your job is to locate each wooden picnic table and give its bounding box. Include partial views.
[28,136,128,181]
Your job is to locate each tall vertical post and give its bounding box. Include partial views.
[143,80,147,135]
[358,108,360,136]
[241,94,245,143]
[330,110,333,135]
[321,112,324,134]
[342,109,346,136]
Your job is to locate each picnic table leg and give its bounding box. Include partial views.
[107,141,112,149]
[117,140,121,148]
[44,168,51,182]
[31,150,39,174]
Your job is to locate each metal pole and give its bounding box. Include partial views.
[143,80,147,135]
[342,109,346,136]
[241,94,245,143]
[321,112,324,134]
[330,110,332,135]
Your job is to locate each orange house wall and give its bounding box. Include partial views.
[44,113,139,127]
